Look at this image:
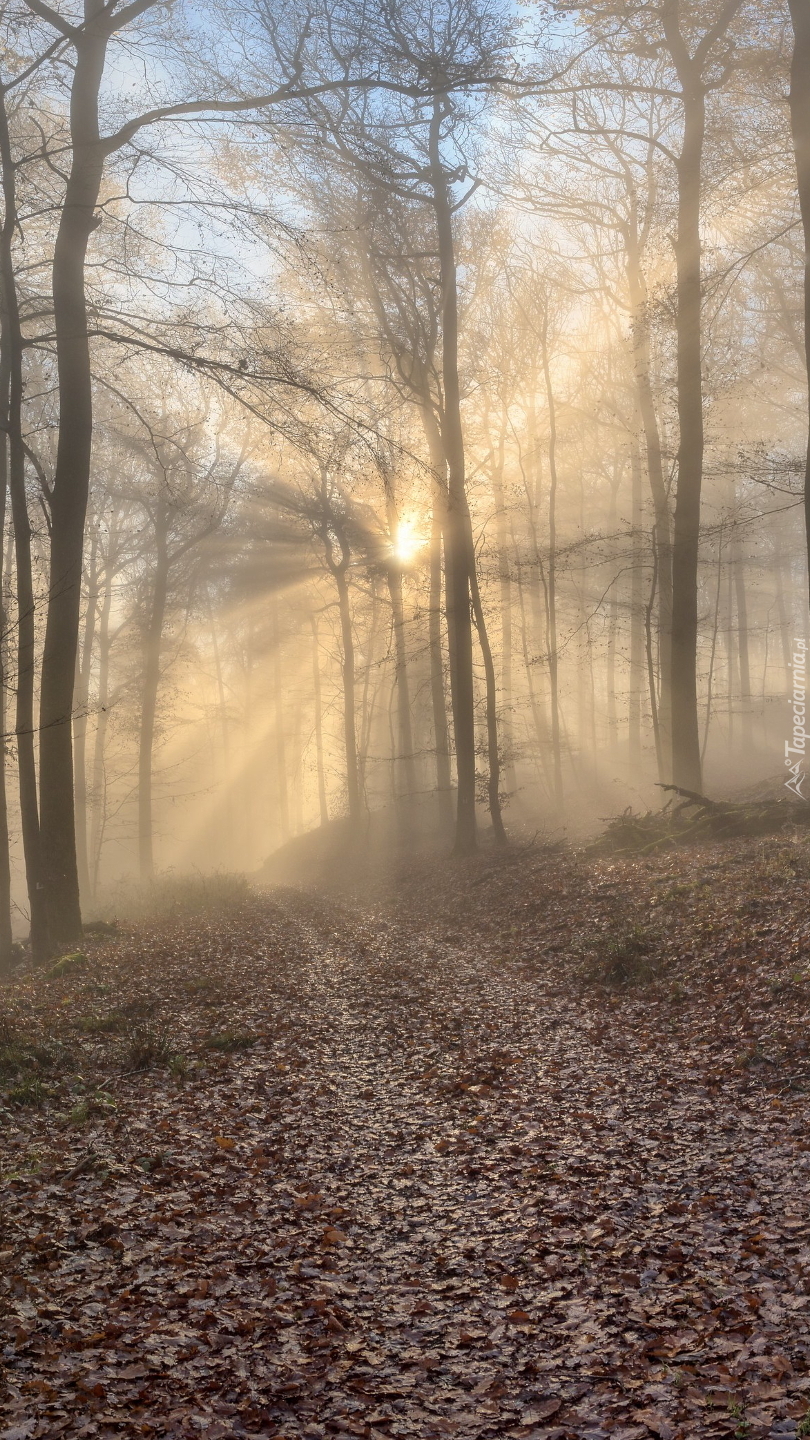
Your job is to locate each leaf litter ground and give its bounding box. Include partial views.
[3,835,810,1440]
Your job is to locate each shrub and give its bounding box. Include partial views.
[581,925,660,987]
[124,1023,175,1071]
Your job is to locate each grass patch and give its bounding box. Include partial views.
[0,1017,63,1087]
[7,1077,49,1107]
[90,870,252,923]
[68,1091,116,1125]
[183,976,221,1003]
[204,1031,258,1054]
[75,1011,128,1035]
[580,924,660,987]
[46,951,88,981]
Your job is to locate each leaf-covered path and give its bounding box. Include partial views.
[4,841,810,1439]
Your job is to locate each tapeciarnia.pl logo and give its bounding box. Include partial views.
[786,638,808,799]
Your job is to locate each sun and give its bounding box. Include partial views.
[393,517,422,565]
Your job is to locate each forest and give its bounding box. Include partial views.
[3,1,810,1438]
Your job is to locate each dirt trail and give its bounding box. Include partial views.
[2,878,810,1439]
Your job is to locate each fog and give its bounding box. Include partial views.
[0,0,806,949]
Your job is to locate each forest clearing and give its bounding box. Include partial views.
[3,833,810,1440]
[3,1,810,1438]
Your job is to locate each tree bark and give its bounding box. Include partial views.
[39,11,112,939]
[0,87,50,960]
[270,589,290,846]
[0,313,12,971]
[420,405,454,828]
[74,529,98,900]
[487,409,515,793]
[669,76,706,792]
[539,312,564,810]
[629,439,644,761]
[429,97,477,854]
[89,544,115,898]
[788,0,810,609]
[309,611,329,828]
[138,498,169,882]
[626,229,673,774]
[384,490,417,806]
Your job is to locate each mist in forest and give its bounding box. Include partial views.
[0,0,807,948]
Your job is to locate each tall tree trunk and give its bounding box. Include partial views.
[731,514,752,748]
[74,530,98,900]
[468,547,507,843]
[385,490,417,805]
[0,90,50,960]
[420,405,453,828]
[0,330,12,970]
[645,527,663,777]
[488,409,515,794]
[774,530,794,690]
[89,550,114,898]
[606,457,622,756]
[788,0,810,609]
[0,512,11,970]
[539,313,564,810]
[138,504,169,882]
[39,12,112,940]
[669,80,706,792]
[207,586,233,855]
[309,611,329,828]
[429,97,477,854]
[514,542,551,786]
[629,439,644,761]
[333,561,361,826]
[270,590,289,846]
[702,524,724,765]
[626,232,673,774]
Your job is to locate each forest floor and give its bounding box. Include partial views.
[3,835,810,1440]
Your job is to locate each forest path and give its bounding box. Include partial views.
[2,873,810,1440]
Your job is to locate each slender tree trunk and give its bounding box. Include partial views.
[420,405,453,828]
[731,515,752,747]
[774,532,793,690]
[0,335,12,970]
[668,69,706,791]
[515,543,551,785]
[270,590,289,847]
[333,562,361,826]
[40,14,112,940]
[629,440,644,761]
[539,314,564,810]
[788,0,810,609]
[468,549,507,843]
[606,459,622,755]
[488,409,515,793]
[138,506,169,882]
[74,530,98,900]
[702,524,724,766]
[309,611,328,828]
[89,551,114,897]
[207,587,233,854]
[385,489,417,805]
[627,236,673,773]
[645,527,663,777]
[725,561,736,745]
[0,91,49,960]
[429,98,477,854]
